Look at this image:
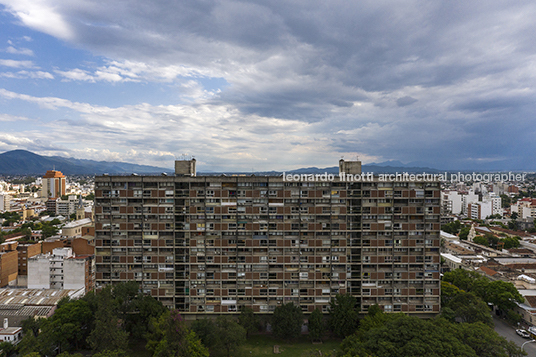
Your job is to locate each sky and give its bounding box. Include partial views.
[0,1,535,172]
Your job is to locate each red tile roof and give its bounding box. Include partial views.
[479,266,499,276]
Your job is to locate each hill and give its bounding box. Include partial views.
[0,150,170,175]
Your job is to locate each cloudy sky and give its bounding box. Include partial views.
[0,1,535,171]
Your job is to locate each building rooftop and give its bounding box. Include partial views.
[62,218,92,228]
[0,327,22,335]
[0,288,84,306]
[478,266,499,277]
[43,170,65,179]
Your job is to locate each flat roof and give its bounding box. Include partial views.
[0,288,84,306]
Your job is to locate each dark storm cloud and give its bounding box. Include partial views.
[2,0,536,169]
[396,96,418,107]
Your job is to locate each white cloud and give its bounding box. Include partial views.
[0,0,74,40]
[0,59,34,68]
[0,70,53,79]
[5,46,34,56]
[54,68,95,82]
[0,113,29,122]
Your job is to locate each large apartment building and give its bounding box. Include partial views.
[94,160,441,317]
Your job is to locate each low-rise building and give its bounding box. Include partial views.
[61,218,92,238]
[27,248,94,292]
[0,288,84,327]
[0,250,18,288]
[0,318,22,345]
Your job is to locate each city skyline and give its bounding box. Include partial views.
[0,1,535,172]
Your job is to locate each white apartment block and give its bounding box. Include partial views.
[462,190,479,216]
[488,193,502,216]
[27,248,86,291]
[468,201,493,220]
[511,199,536,219]
[55,195,79,217]
[0,194,11,212]
[442,191,463,214]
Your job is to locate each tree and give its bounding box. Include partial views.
[190,319,220,352]
[454,322,525,357]
[459,227,470,240]
[328,293,359,338]
[484,280,524,312]
[92,350,128,357]
[442,220,462,234]
[238,306,259,338]
[473,235,489,246]
[41,224,59,238]
[215,316,246,357]
[0,341,15,357]
[339,314,526,357]
[126,293,167,340]
[485,233,500,249]
[272,303,303,340]
[500,194,511,208]
[308,308,325,342]
[147,310,209,357]
[501,236,521,249]
[347,315,476,357]
[191,317,245,357]
[443,291,493,327]
[87,287,129,353]
[367,304,383,317]
[443,269,489,297]
[30,298,94,355]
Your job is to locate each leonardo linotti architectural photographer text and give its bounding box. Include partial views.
[282,171,527,183]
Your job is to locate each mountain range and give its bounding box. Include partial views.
[0,150,169,175]
[0,150,445,176]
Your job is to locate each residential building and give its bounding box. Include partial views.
[94,159,442,317]
[16,243,41,276]
[41,170,66,200]
[511,198,536,219]
[61,218,93,238]
[0,249,18,287]
[0,193,11,212]
[461,190,479,216]
[27,248,94,292]
[441,191,463,215]
[55,195,79,217]
[0,319,22,345]
[468,201,493,220]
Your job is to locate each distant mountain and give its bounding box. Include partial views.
[203,163,442,176]
[280,163,441,175]
[0,149,451,176]
[0,150,171,175]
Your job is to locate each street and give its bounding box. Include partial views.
[493,315,536,356]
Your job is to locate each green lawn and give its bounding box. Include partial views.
[236,335,341,357]
[125,334,341,357]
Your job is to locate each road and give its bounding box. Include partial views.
[493,315,536,356]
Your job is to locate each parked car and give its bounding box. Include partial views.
[516,329,531,338]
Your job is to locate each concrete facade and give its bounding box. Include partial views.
[95,159,442,317]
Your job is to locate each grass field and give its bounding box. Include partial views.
[128,335,341,357]
[127,334,342,357]
[236,335,341,357]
